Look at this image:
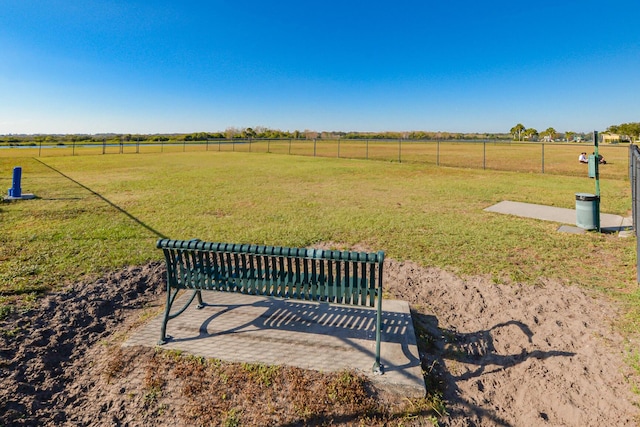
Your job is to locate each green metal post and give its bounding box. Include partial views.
[594,131,601,231]
[373,252,384,374]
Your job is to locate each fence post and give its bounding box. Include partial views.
[437,139,440,166]
[483,140,486,169]
[72,139,76,156]
[267,139,270,153]
[632,145,640,283]
[289,138,292,155]
[366,139,369,159]
[337,138,340,158]
[541,143,545,173]
[39,140,42,157]
[630,146,636,233]
[637,156,640,283]
[313,138,316,156]
[102,138,106,155]
[398,139,402,163]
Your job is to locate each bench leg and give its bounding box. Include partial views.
[196,290,205,309]
[158,289,202,345]
[372,295,384,375]
[158,287,176,345]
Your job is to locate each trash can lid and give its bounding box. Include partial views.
[575,192,598,201]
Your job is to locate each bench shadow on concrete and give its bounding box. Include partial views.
[162,295,421,385]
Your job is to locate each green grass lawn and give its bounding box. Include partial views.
[1,151,636,309]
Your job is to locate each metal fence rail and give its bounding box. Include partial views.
[629,144,640,283]
[0,138,631,179]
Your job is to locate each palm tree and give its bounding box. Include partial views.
[545,127,557,141]
[510,123,525,141]
[524,128,538,140]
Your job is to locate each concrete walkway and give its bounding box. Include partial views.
[124,291,426,397]
[484,200,633,235]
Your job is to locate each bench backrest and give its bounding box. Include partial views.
[157,239,385,307]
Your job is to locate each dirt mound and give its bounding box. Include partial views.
[0,259,638,426]
[385,261,639,426]
[0,263,165,425]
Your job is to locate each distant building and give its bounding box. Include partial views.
[602,133,632,143]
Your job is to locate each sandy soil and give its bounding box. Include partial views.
[1,259,638,426]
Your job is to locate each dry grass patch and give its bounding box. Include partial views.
[136,348,440,426]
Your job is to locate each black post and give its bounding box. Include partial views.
[483,140,486,169]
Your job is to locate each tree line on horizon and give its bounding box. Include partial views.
[510,122,640,142]
[0,129,510,144]
[1,122,637,144]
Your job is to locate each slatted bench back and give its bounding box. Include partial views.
[156,238,385,373]
[157,238,385,307]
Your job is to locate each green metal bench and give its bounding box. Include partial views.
[156,238,385,373]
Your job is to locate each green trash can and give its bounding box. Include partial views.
[575,193,599,230]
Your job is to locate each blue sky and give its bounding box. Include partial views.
[1,0,638,135]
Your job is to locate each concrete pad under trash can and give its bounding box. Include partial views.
[484,200,631,233]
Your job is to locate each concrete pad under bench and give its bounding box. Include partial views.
[123,291,426,397]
